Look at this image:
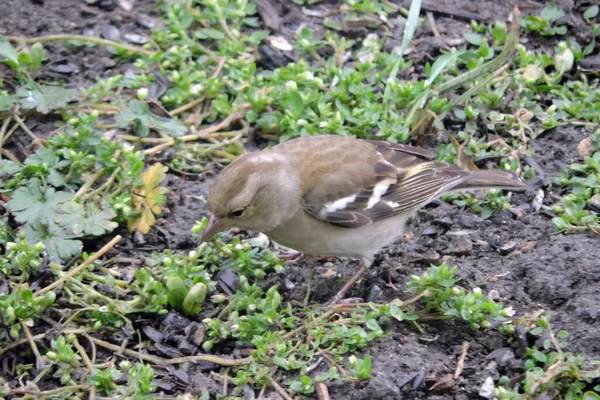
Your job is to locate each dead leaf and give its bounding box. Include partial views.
[128,163,168,234]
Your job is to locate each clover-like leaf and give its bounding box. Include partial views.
[7,178,73,226]
[23,222,82,263]
[117,100,187,137]
[23,147,71,187]
[0,93,17,112]
[55,202,118,237]
[0,160,21,176]
[17,83,78,114]
[0,39,19,68]
[128,163,168,234]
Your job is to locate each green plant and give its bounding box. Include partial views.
[495,315,600,399]
[518,3,567,36]
[0,285,55,341]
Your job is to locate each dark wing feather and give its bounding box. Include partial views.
[279,135,525,229]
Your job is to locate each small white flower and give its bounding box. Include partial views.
[502,306,516,317]
[190,84,203,95]
[286,80,298,91]
[136,87,148,100]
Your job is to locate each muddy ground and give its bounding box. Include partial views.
[1,0,599,399]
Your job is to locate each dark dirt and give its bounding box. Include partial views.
[2,0,600,399]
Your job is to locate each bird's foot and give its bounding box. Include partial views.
[278,250,303,262]
[385,272,398,290]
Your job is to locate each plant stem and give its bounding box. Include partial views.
[267,376,294,400]
[0,328,91,357]
[21,322,46,370]
[1,119,21,145]
[74,167,105,198]
[0,115,12,156]
[9,35,156,56]
[170,94,207,116]
[88,336,252,366]
[435,6,521,94]
[35,235,123,296]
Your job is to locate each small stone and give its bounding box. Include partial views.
[123,33,148,45]
[171,369,190,386]
[577,137,594,158]
[495,241,517,256]
[48,62,79,74]
[442,238,473,256]
[99,0,116,10]
[142,326,164,343]
[434,217,453,228]
[486,348,515,366]
[478,376,495,398]
[136,13,158,29]
[366,285,383,302]
[248,233,270,249]
[117,0,134,11]
[422,226,439,236]
[455,215,481,228]
[267,35,292,51]
[81,6,101,16]
[101,23,120,41]
[407,250,441,265]
[284,279,295,290]
[488,289,500,301]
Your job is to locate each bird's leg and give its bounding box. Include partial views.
[324,259,372,308]
[278,250,303,262]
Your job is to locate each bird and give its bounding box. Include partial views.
[202,135,528,305]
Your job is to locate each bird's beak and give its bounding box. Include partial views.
[201,214,227,242]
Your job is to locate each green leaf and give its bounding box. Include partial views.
[583,391,600,400]
[17,83,78,114]
[0,38,19,68]
[541,3,564,22]
[117,100,187,137]
[23,147,70,187]
[0,160,20,176]
[166,275,188,310]
[530,349,547,363]
[427,50,462,85]
[182,282,207,315]
[285,91,304,117]
[464,32,483,45]
[7,178,73,226]
[29,43,45,73]
[249,30,269,46]
[324,18,343,31]
[583,5,599,21]
[195,28,225,40]
[398,0,422,58]
[23,223,82,263]
[0,93,17,111]
[55,202,118,236]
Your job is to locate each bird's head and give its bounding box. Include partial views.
[203,151,302,241]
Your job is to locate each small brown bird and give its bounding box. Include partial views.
[203,135,528,305]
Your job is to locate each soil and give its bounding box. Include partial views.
[1,0,599,399]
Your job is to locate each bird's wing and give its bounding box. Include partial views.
[301,139,524,229]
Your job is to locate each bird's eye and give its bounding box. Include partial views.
[230,209,245,217]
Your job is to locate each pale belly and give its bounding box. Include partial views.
[265,211,409,263]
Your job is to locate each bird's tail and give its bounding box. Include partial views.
[453,170,529,192]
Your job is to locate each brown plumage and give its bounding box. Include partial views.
[204,135,528,305]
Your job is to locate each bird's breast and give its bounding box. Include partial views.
[264,210,409,262]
